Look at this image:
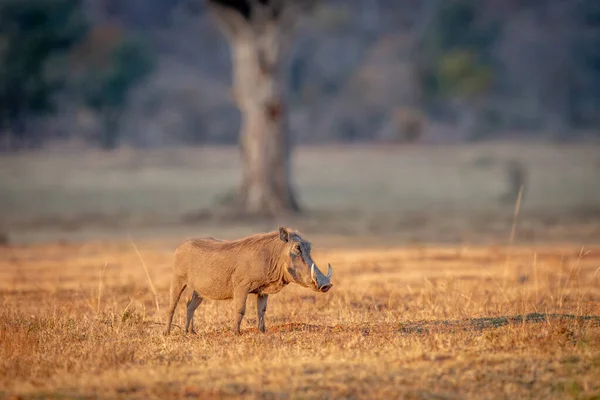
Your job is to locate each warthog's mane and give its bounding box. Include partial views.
[190,229,308,254]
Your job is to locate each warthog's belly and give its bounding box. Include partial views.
[188,276,234,300]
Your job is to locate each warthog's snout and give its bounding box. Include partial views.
[311,263,333,293]
[319,283,333,293]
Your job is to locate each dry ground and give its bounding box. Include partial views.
[1,240,599,399]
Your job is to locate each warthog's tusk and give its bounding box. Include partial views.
[327,263,332,279]
[311,263,316,283]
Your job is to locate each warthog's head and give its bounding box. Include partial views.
[279,227,333,293]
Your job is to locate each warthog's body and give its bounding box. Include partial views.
[164,227,333,335]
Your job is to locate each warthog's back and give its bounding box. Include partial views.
[173,235,280,301]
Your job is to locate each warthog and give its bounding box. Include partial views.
[164,227,333,335]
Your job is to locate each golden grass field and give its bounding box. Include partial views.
[1,144,599,399]
[1,240,599,399]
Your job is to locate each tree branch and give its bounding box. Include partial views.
[207,0,319,39]
[207,1,253,39]
[277,0,319,31]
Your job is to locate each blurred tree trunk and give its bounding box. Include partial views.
[208,0,315,216]
[456,100,477,139]
[232,33,298,214]
[99,110,121,150]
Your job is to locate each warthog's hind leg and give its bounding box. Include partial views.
[257,294,268,333]
[185,291,203,335]
[164,275,186,336]
[232,287,249,335]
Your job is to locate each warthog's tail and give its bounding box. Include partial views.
[164,275,187,336]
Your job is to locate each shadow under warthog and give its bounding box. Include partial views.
[192,312,600,338]
[397,312,600,335]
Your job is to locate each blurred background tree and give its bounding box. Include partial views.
[419,0,496,139]
[200,0,322,217]
[0,0,88,149]
[71,27,154,149]
[436,50,493,139]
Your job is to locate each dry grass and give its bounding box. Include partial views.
[1,240,599,399]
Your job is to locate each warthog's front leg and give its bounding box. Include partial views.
[232,287,249,335]
[185,291,203,335]
[257,294,268,333]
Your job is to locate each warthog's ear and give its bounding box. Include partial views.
[279,227,290,242]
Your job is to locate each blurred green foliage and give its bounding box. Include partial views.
[574,0,600,126]
[437,50,492,98]
[420,0,497,102]
[0,0,154,149]
[73,32,155,149]
[0,0,88,132]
